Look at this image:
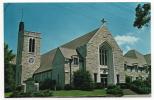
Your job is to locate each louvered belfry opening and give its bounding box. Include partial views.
[29,38,35,52]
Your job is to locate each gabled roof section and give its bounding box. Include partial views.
[34,28,99,74]
[61,28,99,49]
[124,50,140,58]
[59,47,77,58]
[34,48,57,74]
[124,50,148,66]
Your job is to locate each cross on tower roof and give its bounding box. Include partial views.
[101,18,107,25]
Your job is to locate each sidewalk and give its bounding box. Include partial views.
[123,94,151,97]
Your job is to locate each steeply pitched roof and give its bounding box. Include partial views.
[59,47,77,58]
[124,50,149,66]
[34,48,57,74]
[61,28,99,49]
[34,28,99,74]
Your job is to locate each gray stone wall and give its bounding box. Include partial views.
[86,26,125,85]
[16,31,41,84]
[64,62,80,84]
[125,70,148,81]
[76,45,87,71]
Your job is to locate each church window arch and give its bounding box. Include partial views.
[99,48,108,65]
[29,38,32,52]
[32,39,35,52]
[99,42,112,66]
[29,38,35,52]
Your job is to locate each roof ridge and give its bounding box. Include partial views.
[61,28,99,49]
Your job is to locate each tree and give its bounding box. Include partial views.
[133,3,151,29]
[4,43,16,92]
[73,70,94,91]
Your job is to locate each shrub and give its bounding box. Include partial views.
[73,70,94,91]
[107,85,117,89]
[117,83,129,89]
[10,90,53,97]
[33,90,53,97]
[5,85,13,92]
[129,80,151,94]
[56,86,62,90]
[94,83,104,89]
[39,79,56,90]
[15,85,24,92]
[125,76,132,83]
[107,85,123,96]
[64,84,72,90]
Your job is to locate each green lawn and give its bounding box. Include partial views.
[5,92,13,98]
[5,89,107,97]
[52,89,107,97]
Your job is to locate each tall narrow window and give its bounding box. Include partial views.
[32,39,35,52]
[29,38,32,52]
[100,48,108,65]
[29,38,35,52]
[117,74,120,84]
[73,58,78,65]
[124,64,127,71]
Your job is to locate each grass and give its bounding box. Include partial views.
[5,92,13,97]
[52,89,107,97]
[5,89,107,97]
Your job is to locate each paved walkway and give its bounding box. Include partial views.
[123,89,151,97]
[123,94,151,97]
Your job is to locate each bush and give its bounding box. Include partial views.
[39,79,56,90]
[129,80,151,94]
[56,86,62,90]
[5,85,13,92]
[117,83,129,89]
[33,90,53,97]
[73,70,94,91]
[15,85,23,91]
[107,85,123,96]
[64,84,72,90]
[94,83,104,89]
[107,85,117,89]
[10,90,53,97]
[125,76,132,83]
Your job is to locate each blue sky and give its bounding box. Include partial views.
[4,3,151,55]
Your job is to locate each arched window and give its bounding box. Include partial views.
[99,48,108,65]
[29,38,32,52]
[29,38,35,52]
[99,42,112,66]
[32,39,35,52]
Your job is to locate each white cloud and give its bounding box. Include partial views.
[126,45,131,51]
[123,45,131,54]
[115,35,140,46]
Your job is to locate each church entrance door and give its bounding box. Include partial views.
[100,74,107,87]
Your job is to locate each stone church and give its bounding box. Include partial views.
[15,21,150,89]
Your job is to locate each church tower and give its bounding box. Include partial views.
[16,21,41,85]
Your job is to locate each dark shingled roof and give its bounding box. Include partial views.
[34,28,99,74]
[34,48,57,74]
[61,28,99,49]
